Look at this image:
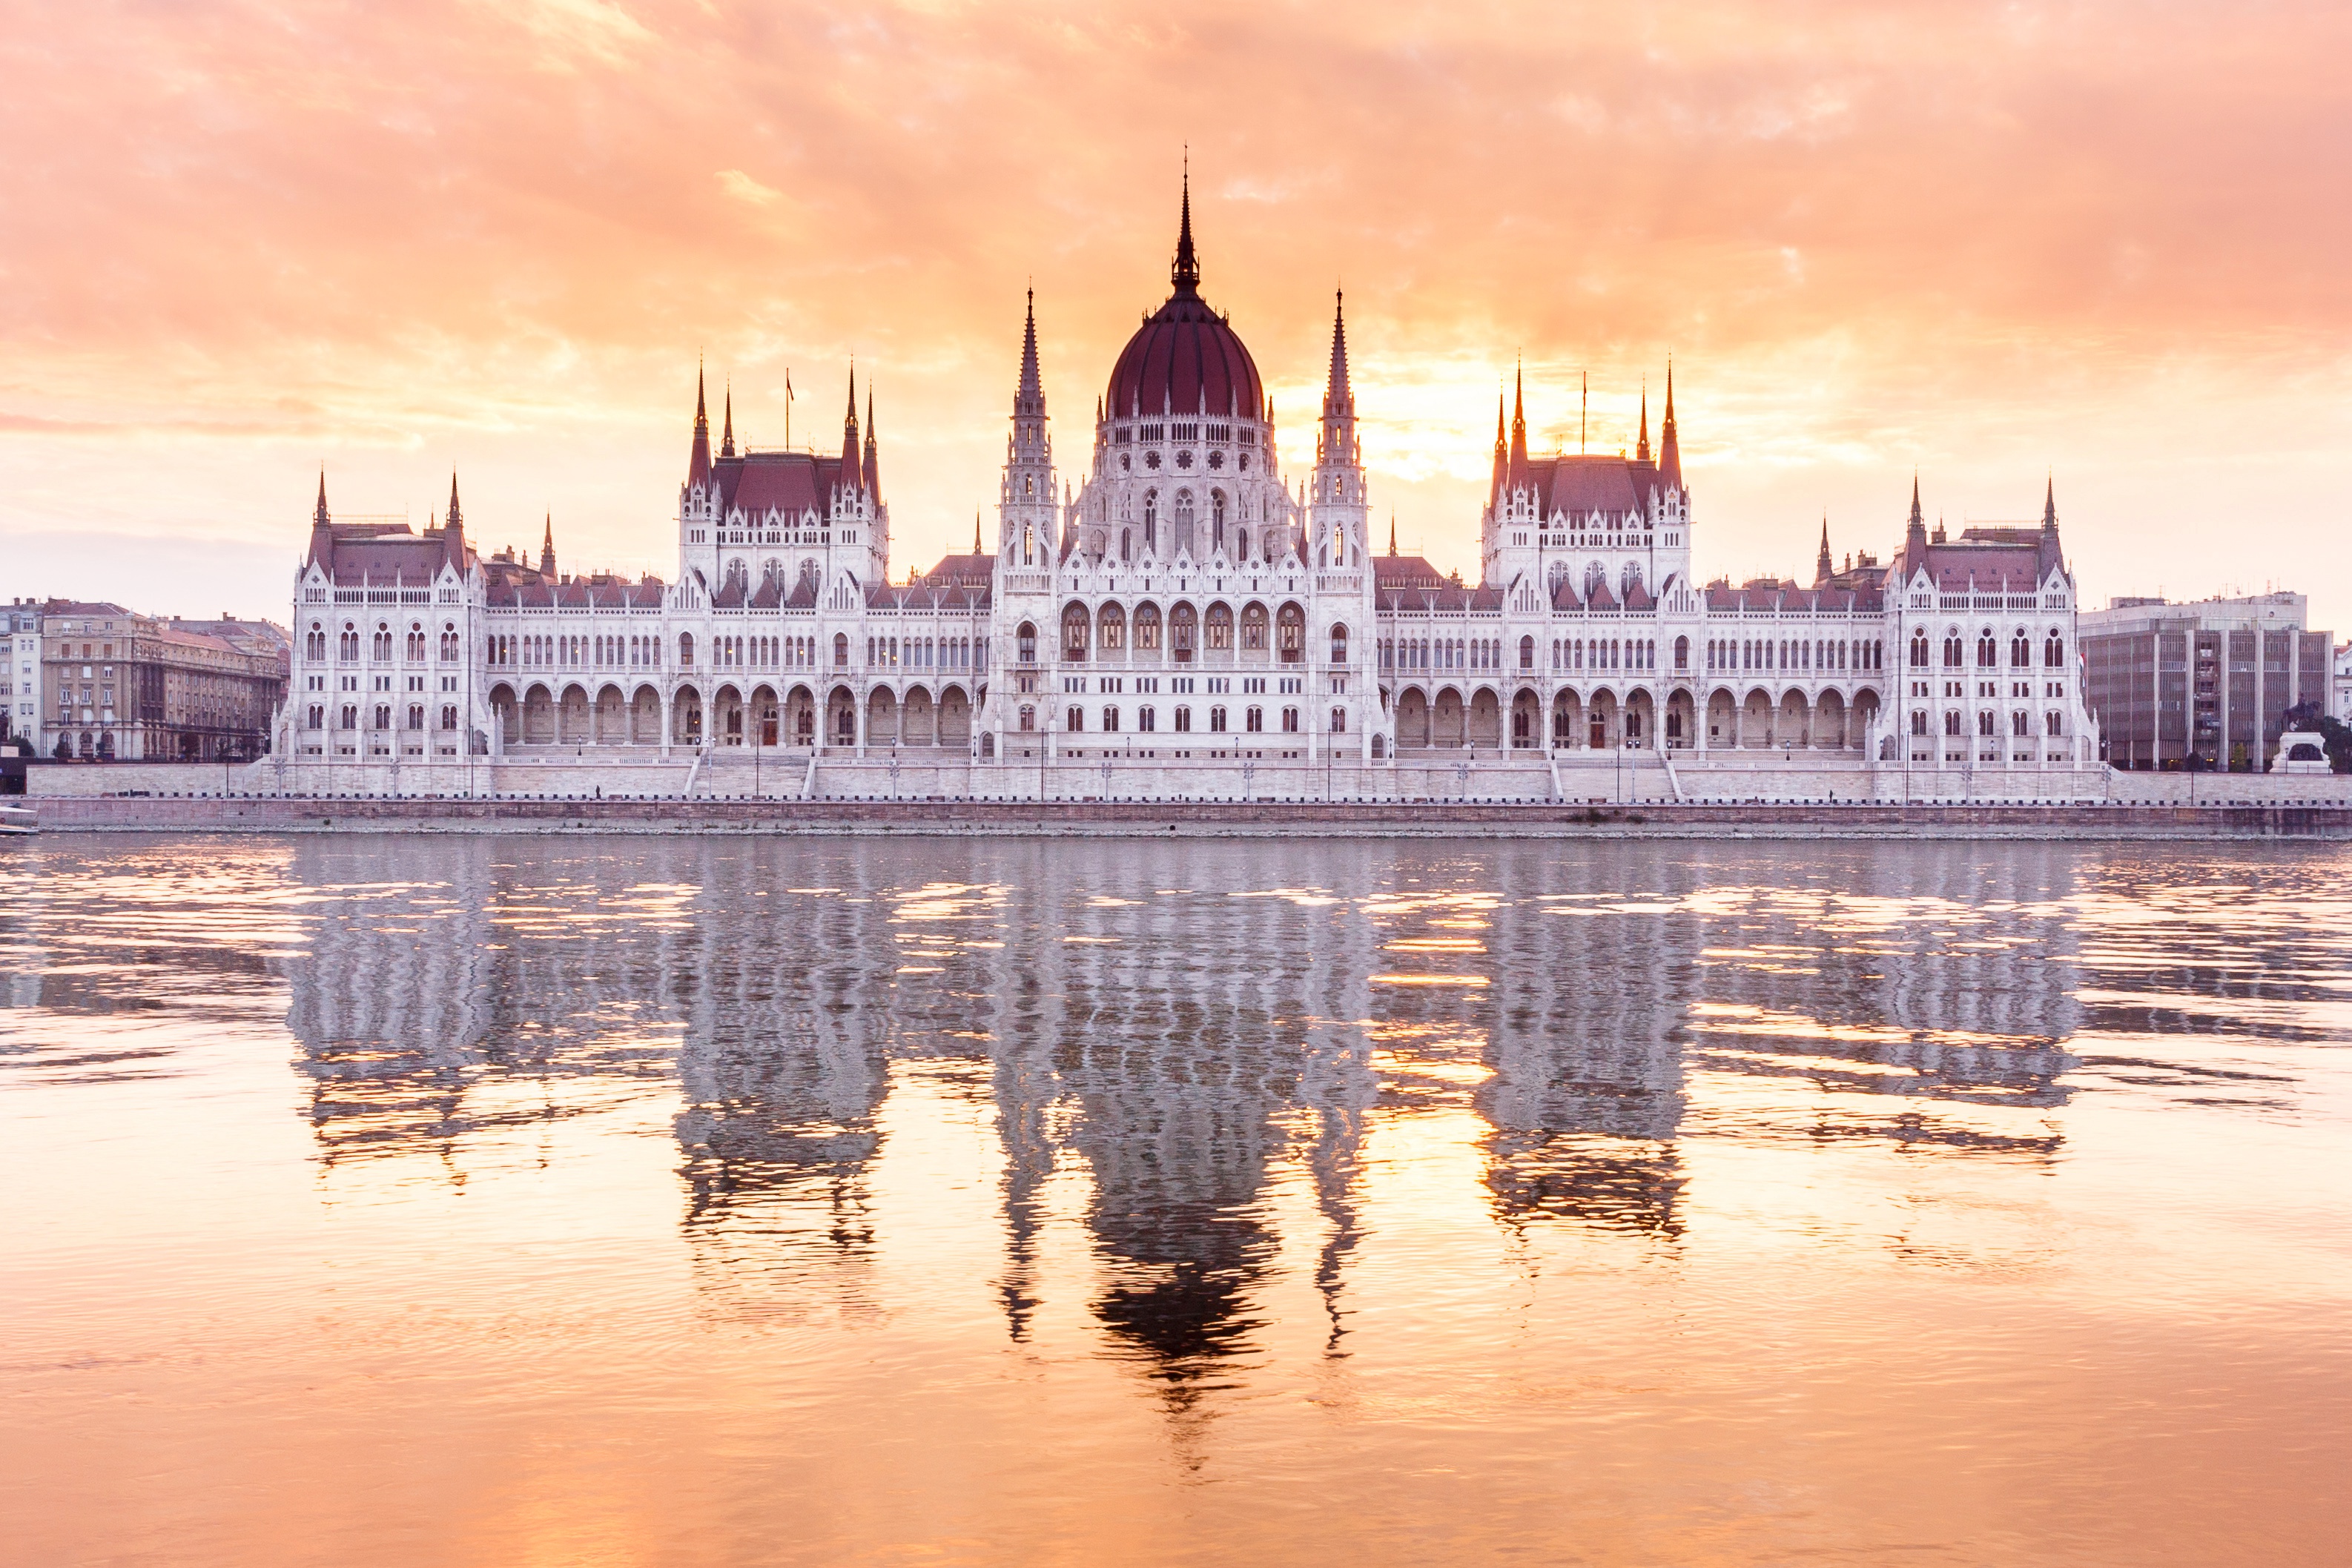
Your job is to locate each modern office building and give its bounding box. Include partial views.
[2078,592,2333,770]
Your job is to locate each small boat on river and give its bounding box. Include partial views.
[0,801,36,836]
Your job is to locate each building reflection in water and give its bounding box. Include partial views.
[281,838,2102,1390]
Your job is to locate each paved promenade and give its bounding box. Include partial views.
[15,795,2352,840]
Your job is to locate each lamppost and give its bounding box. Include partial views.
[888,747,902,801]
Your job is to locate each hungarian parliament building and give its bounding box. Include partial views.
[272,189,2099,800]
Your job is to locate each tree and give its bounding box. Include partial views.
[2281,702,2352,773]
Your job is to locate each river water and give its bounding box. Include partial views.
[2,834,2348,1566]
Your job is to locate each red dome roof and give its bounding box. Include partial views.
[1104,183,1263,421]
[1106,291,1263,422]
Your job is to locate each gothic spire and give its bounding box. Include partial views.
[447,471,462,528]
[1388,513,1397,557]
[313,470,329,529]
[1815,517,1833,585]
[841,363,861,494]
[1016,288,1045,417]
[1904,471,1929,562]
[1636,382,1651,463]
[1507,359,1529,481]
[541,513,556,578]
[1319,290,1355,468]
[863,386,879,497]
[689,363,712,489]
[1658,360,1682,489]
[720,381,735,458]
[1324,291,1352,412]
[2042,474,2058,530]
[1171,156,1200,296]
[1490,390,1507,503]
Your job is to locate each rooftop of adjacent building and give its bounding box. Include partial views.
[2080,589,2320,637]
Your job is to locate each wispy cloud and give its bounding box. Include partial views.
[0,0,2346,629]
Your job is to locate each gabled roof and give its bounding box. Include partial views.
[1373,554,1447,590]
[713,450,858,517]
[1493,451,1667,519]
[920,552,997,590]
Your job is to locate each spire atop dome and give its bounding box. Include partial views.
[720,381,735,458]
[1171,155,1200,296]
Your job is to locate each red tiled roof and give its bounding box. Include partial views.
[1106,289,1264,420]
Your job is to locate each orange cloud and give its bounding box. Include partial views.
[1,1,2347,629]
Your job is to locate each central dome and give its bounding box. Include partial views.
[1104,186,1265,422]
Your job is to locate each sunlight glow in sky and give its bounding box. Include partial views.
[2,1,2347,632]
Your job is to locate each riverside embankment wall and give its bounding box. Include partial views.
[16,794,2352,840]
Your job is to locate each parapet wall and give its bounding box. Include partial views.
[18,794,2352,841]
[22,754,2351,813]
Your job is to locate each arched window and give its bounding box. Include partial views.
[1977,630,1998,667]
[406,623,426,662]
[2045,631,2066,667]
[2011,629,2032,666]
[1277,603,1305,661]
[1172,603,1198,661]
[1332,624,1351,664]
[1143,490,1158,554]
[1134,603,1163,651]
[305,623,326,661]
[1062,602,1091,660]
[1174,489,1195,553]
[1910,630,1929,667]
[1017,622,1037,664]
[1097,602,1126,652]
[340,622,359,662]
[1237,527,1251,561]
[1674,635,1689,671]
[833,633,848,669]
[1330,707,1347,732]
[679,632,696,667]
[1212,489,1226,552]
[1206,603,1234,651]
[1518,634,1534,670]
[371,623,392,661]
[1120,528,1132,562]
[1943,632,1963,668]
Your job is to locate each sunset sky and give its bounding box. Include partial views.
[4,0,2348,634]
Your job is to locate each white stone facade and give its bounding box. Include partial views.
[265,195,2103,801]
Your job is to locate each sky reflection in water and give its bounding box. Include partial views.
[3,836,2349,1566]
